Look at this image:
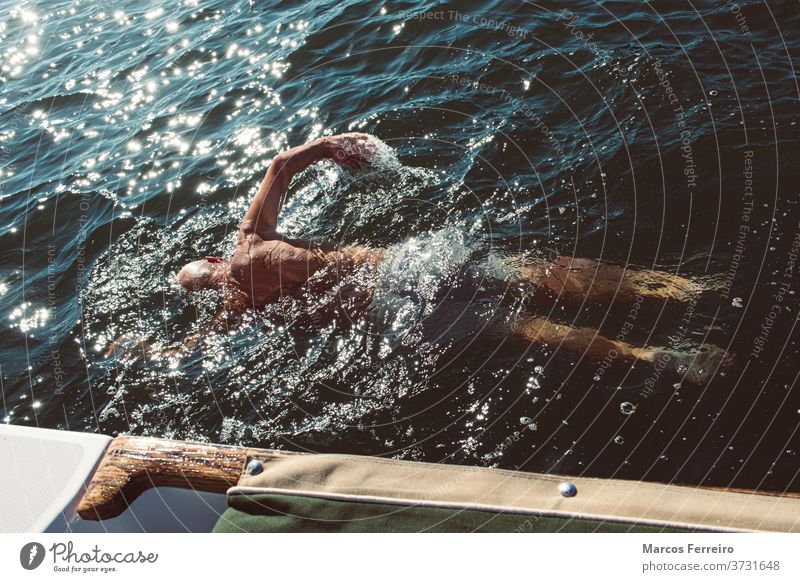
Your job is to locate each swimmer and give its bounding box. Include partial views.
[161,133,732,384]
[176,133,386,322]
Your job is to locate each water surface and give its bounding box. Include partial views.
[1,0,799,493]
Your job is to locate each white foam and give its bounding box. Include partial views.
[370,228,475,340]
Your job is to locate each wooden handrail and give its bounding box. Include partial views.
[77,436,298,520]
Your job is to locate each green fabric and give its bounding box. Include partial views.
[213,493,694,533]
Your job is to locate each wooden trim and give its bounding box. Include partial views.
[77,436,297,521]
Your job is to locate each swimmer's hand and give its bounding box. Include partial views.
[320,133,375,170]
[301,282,373,326]
[103,333,153,362]
[104,333,191,363]
[337,282,373,318]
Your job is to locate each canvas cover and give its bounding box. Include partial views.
[213,453,800,533]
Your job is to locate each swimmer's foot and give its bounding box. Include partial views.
[650,344,734,385]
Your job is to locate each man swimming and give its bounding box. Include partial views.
[176,133,384,314]
[172,132,731,384]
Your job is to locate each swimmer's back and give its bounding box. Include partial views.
[230,228,326,304]
[230,224,386,305]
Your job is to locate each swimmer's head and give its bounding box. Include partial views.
[176,258,227,292]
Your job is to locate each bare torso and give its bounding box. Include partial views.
[229,226,386,306]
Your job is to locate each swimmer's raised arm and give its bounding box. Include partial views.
[241,133,373,238]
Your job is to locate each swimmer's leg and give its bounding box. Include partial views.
[513,315,733,385]
[515,256,705,305]
[514,315,653,362]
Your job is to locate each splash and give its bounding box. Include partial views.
[370,227,477,348]
[278,134,440,241]
[78,136,460,448]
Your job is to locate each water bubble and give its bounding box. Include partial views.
[620,401,637,415]
[676,364,688,374]
[593,375,601,382]
[613,435,625,445]
[732,297,743,308]
[520,416,532,425]
[709,89,718,96]
[533,365,544,374]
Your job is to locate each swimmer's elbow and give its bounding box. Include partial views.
[270,151,289,173]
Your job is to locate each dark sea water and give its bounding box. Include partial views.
[2,0,799,492]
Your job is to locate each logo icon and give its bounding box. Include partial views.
[20,542,46,570]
